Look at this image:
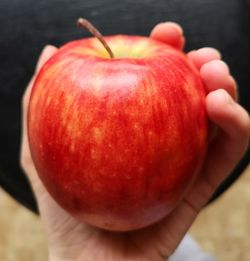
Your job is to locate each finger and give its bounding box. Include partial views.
[150,22,185,50]
[200,60,238,100]
[21,45,57,145]
[187,47,221,70]
[21,45,57,182]
[206,89,249,185]
[207,89,249,146]
[185,89,250,210]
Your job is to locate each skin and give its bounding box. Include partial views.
[20,22,250,261]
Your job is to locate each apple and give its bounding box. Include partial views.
[28,19,208,231]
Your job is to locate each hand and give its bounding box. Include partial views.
[20,22,250,261]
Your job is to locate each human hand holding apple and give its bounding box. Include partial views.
[21,20,250,260]
[28,18,209,231]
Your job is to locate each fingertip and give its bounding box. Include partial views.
[41,44,58,53]
[201,47,222,59]
[24,45,58,111]
[206,89,234,129]
[150,22,185,49]
[201,59,229,74]
[162,22,183,35]
[200,60,230,84]
[206,89,250,139]
[151,21,183,35]
[200,60,237,99]
[36,45,58,73]
[206,89,230,114]
[207,88,236,111]
[188,47,222,69]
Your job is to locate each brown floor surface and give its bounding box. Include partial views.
[0,164,250,261]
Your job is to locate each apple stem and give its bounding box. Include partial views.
[77,18,114,59]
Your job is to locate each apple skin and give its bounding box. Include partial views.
[28,35,208,231]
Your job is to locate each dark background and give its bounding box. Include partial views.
[0,0,249,212]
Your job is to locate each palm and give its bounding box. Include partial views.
[34,181,172,260]
[23,147,181,260]
[21,23,249,261]
[34,183,190,261]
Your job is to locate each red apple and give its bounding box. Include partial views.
[28,24,208,231]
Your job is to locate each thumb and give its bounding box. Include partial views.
[35,45,58,73]
[20,45,58,189]
[22,45,58,118]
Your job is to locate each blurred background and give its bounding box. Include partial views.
[0,1,249,260]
